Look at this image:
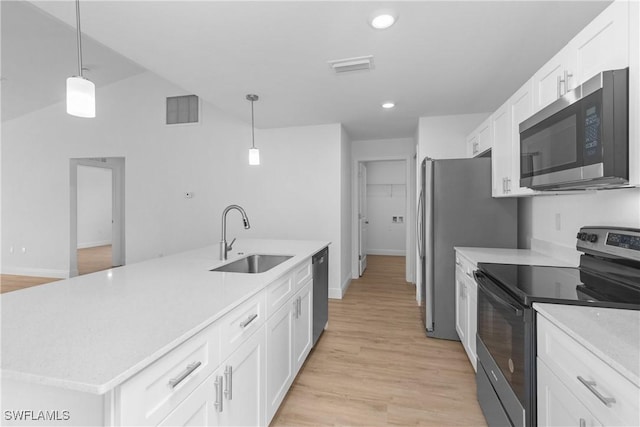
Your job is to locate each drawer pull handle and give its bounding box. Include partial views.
[240,313,258,328]
[168,361,202,388]
[224,365,233,400]
[577,376,616,407]
[214,375,223,412]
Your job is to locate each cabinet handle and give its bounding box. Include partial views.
[297,296,302,317]
[214,375,224,412]
[557,75,562,99]
[577,376,616,407]
[506,177,511,193]
[564,70,573,94]
[293,299,299,319]
[240,313,258,328]
[224,365,233,400]
[168,361,202,388]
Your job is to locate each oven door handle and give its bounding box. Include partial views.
[474,271,524,317]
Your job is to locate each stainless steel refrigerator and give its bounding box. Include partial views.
[418,157,517,340]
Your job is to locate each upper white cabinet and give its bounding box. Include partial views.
[534,0,629,111]
[476,0,634,197]
[467,119,491,158]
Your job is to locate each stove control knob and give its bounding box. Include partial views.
[589,234,598,243]
[576,232,582,239]
[577,232,587,241]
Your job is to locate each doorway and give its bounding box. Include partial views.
[69,157,125,277]
[352,156,415,283]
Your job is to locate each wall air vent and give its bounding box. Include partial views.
[166,95,199,125]
[328,55,374,74]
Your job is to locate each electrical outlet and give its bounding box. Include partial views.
[392,216,397,223]
[184,192,194,199]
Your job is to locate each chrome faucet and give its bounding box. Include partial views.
[220,205,251,260]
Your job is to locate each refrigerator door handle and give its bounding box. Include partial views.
[417,189,424,258]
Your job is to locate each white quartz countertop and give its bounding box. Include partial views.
[454,247,575,267]
[1,239,329,394]
[534,303,640,387]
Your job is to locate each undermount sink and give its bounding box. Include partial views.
[210,254,293,274]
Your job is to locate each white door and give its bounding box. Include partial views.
[358,163,368,275]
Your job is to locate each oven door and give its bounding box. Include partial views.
[475,271,532,427]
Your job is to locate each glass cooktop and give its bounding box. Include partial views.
[477,263,640,309]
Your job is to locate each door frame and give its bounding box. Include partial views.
[351,155,415,283]
[69,157,125,277]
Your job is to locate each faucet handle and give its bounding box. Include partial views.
[227,238,237,251]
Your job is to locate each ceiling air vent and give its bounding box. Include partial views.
[328,55,374,74]
[166,95,199,125]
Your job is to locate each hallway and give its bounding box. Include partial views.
[271,255,487,426]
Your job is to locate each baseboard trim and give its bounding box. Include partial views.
[329,275,352,300]
[367,249,406,256]
[1,266,69,279]
[77,240,112,249]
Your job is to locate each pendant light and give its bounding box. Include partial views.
[246,94,260,165]
[66,0,95,118]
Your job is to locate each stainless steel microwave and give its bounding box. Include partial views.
[519,68,628,191]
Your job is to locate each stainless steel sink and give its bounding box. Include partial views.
[210,254,293,274]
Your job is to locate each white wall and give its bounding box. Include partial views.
[339,126,352,298]
[2,71,347,292]
[417,113,489,162]
[365,160,406,256]
[77,165,112,248]
[519,188,640,257]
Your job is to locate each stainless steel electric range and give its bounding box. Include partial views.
[473,226,640,427]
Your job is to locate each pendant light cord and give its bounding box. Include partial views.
[75,0,84,78]
[250,100,256,149]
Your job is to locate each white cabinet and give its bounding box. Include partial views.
[492,79,537,197]
[537,359,603,427]
[265,276,314,424]
[219,325,266,427]
[467,118,491,158]
[293,280,313,373]
[534,0,629,111]
[158,369,222,427]
[265,295,295,422]
[454,250,477,372]
[537,314,640,427]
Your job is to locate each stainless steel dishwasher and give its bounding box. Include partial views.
[312,247,329,345]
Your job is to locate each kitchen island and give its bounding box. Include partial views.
[1,239,329,426]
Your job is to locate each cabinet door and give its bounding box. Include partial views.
[533,48,576,110]
[265,299,295,423]
[454,268,467,345]
[220,325,266,427]
[158,371,222,427]
[477,120,491,154]
[466,274,478,372]
[293,280,313,373]
[509,79,536,196]
[573,0,629,85]
[537,359,603,427]
[491,101,511,197]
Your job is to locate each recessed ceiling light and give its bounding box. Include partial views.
[382,102,395,109]
[370,13,396,29]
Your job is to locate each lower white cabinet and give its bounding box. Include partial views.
[537,314,640,426]
[537,359,603,427]
[158,370,221,427]
[265,278,313,424]
[454,250,478,372]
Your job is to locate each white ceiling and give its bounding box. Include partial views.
[3,1,611,140]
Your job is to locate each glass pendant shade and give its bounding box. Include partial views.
[249,147,260,165]
[67,76,95,118]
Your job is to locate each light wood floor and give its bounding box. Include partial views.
[1,245,113,294]
[271,255,487,427]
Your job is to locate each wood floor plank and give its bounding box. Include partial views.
[271,255,487,427]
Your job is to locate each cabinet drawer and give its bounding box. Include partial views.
[266,272,294,318]
[537,315,640,426]
[293,260,312,292]
[119,322,220,426]
[220,289,266,361]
